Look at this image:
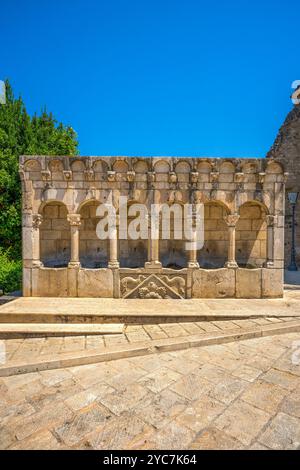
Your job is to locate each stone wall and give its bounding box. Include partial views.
[267,103,300,267]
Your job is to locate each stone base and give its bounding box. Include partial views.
[24,266,284,299]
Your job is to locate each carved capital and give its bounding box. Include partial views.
[190,171,199,183]
[258,172,266,184]
[63,170,72,181]
[283,172,289,183]
[210,172,219,183]
[224,214,240,227]
[32,214,43,229]
[265,214,277,227]
[107,171,116,182]
[84,169,94,181]
[127,171,135,182]
[41,170,51,182]
[234,172,244,183]
[169,172,177,184]
[147,171,155,183]
[67,214,81,226]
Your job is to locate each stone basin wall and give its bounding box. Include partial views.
[20,155,286,298]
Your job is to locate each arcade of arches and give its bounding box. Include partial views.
[20,156,286,299]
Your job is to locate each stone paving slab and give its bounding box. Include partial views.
[1,292,300,324]
[1,318,300,377]
[1,332,300,450]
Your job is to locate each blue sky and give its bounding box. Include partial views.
[1,0,299,157]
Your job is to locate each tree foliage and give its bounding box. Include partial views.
[0,80,78,292]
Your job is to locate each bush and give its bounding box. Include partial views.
[0,249,22,294]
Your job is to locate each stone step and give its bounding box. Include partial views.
[1,320,300,377]
[0,323,124,335]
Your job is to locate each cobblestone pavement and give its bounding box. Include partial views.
[1,332,300,450]
[2,316,299,364]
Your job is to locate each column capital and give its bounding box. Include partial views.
[265,214,277,227]
[32,214,43,229]
[67,214,81,226]
[224,214,240,227]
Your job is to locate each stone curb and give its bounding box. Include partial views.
[1,321,300,377]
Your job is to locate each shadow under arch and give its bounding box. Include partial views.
[197,200,230,269]
[39,201,70,267]
[118,200,148,268]
[78,199,109,268]
[236,200,268,268]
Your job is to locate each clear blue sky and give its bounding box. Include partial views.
[1,0,299,157]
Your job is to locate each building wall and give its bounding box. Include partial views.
[267,103,300,267]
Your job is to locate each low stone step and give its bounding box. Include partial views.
[0,323,124,335]
[1,320,299,377]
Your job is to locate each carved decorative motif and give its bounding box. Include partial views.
[107,171,116,182]
[265,214,277,226]
[32,214,43,229]
[169,172,177,184]
[224,214,240,227]
[84,169,94,181]
[63,170,72,181]
[41,170,51,182]
[127,171,135,182]
[67,214,81,226]
[120,273,186,298]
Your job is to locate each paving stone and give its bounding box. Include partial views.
[175,396,225,433]
[231,364,263,382]
[0,426,17,449]
[135,389,187,429]
[195,322,220,332]
[39,369,73,386]
[142,419,194,450]
[99,383,153,416]
[248,441,270,450]
[85,414,154,450]
[143,324,168,340]
[55,403,111,446]
[0,400,35,427]
[159,355,200,375]
[280,387,300,418]
[65,383,115,411]
[70,363,119,389]
[159,323,189,338]
[208,376,249,405]
[189,427,244,450]
[170,373,213,401]
[126,331,151,343]
[28,378,83,411]
[258,412,300,450]
[195,363,230,384]
[214,399,271,446]
[212,321,240,330]
[13,400,74,441]
[261,368,299,391]
[179,323,204,335]
[9,430,63,450]
[138,367,182,393]
[240,380,288,414]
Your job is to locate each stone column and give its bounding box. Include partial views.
[31,214,43,267]
[108,215,119,268]
[187,214,199,268]
[224,214,240,268]
[265,215,277,268]
[145,213,162,268]
[67,214,81,267]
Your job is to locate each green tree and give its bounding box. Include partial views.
[0,79,78,292]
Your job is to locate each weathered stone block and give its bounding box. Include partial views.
[236,268,262,298]
[192,268,235,298]
[262,268,283,298]
[77,269,113,297]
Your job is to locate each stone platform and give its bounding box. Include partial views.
[0,290,300,326]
